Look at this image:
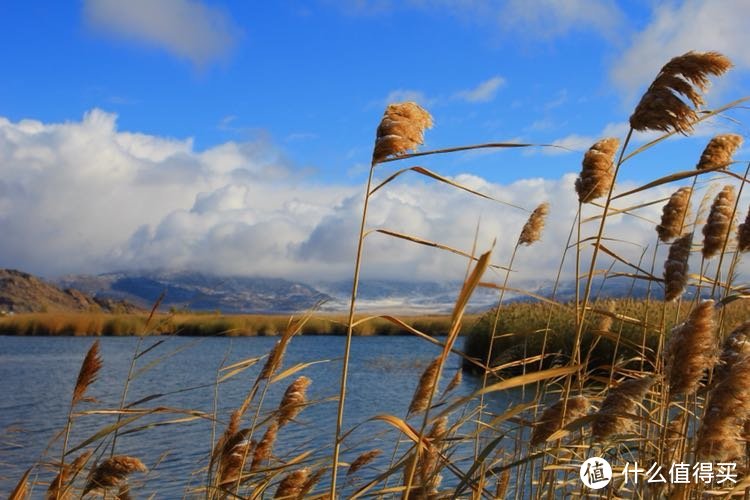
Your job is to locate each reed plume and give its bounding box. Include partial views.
[575,138,619,203]
[737,205,750,252]
[218,431,254,485]
[518,202,549,245]
[402,445,443,499]
[259,339,289,380]
[213,409,241,464]
[530,396,590,447]
[274,468,310,499]
[443,369,462,396]
[83,456,147,495]
[300,468,325,497]
[656,187,692,243]
[715,321,750,382]
[408,357,440,414]
[696,134,743,170]
[278,376,311,427]
[372,102,433,164]
[702,185,736,259]
[72,340,102,405]
[664,299,716,396]
[428,416,448,441]
[629,51,732,134]
[47,451,92,500]
[697,354,750,461]
[663,232,692,301]
[592,376,654,441]
[251,421,278,471]
[347,449,382,476]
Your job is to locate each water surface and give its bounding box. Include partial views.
[0,335,516,496]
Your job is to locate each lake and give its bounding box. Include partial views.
[0,335,519,497]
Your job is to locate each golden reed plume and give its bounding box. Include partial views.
[518,202,550,245]
[251,421,278,471]
[697,354,750,461]
[217,430,254,486]
[663,232,692,301]
[278,376,311,427]
[299,468,325,497]
[664,300,716,396]
[575,138,619,203]
[530,396,590,447]
[592,376,654,441]
[656,187,692,243]
[372,102,433,164]
[46,451,92,500]
[443,369,462,396]
[715,321,750,382]
[408,357,440,414]
[737,205,750,252]
[347,449,382,477]
[697,134,743,170]
[630,51,732,134]
[72,340,103,405]
[274,468,310,499]
[83,456,147,495]
[702,185,736,259]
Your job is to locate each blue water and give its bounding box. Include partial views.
[0,335,517,497]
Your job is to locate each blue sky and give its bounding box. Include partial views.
[1,1,750,283]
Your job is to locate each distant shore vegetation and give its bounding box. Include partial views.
[0,310,477,337]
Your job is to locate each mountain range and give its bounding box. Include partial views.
[0,268,656,315]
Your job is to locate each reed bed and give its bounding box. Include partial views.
[9,49,750,499]
[0,312,477,337]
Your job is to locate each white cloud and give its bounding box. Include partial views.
[336,0,624,40]
[382,89,432,106]
[454,76,505,103]
[613,0,750,96]
[2,109,735,294]
[547,133,598,154]
[498,0,624,40]
[541,122,667,156]
[83,0,240,66]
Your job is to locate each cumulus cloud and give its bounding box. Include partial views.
[83,0,240,66]
[454,76,505,103]
[3,108,736,295]
[613,0,750,95]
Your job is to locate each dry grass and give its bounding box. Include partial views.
[0,311,477,337]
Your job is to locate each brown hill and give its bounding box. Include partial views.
[0,269,141,314]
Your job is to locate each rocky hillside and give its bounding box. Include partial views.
[57,271,331,314]
[0,269,140,314]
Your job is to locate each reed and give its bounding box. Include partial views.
[656,186,692,243]
[592,376,654,441]
[82,456,147,495]
[530,396,590,447]
[629,51,732,134]
[702,185,736,259]
[273,468,310,499]
[665,300,717,396]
